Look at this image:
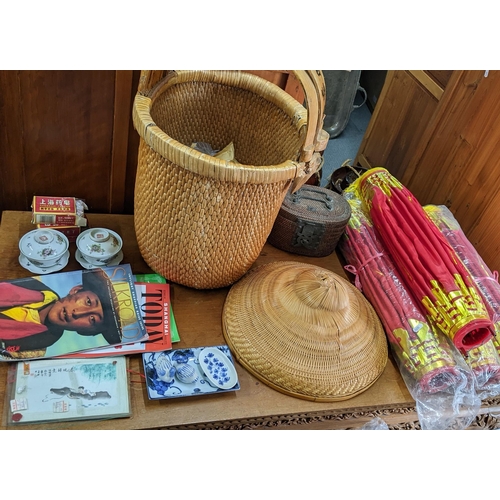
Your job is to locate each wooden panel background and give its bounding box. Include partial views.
[426,70,453,89]
[0,70,139,216]
[0,70,303,219]
[402,70,500,272]
[355,70,441,181]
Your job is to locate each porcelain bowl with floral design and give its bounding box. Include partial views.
[76,228,123,267]
[19,229,70,268]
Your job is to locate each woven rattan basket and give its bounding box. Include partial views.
[222,261,388,401]
[133,70,328,289]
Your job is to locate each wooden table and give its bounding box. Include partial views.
[1,211,500,430]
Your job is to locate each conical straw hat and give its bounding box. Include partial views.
[222,261,388,401]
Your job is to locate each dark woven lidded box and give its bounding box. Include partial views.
[267,185,351,257]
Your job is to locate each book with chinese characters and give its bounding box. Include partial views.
[0,264,148,361]
[6,356,130,424]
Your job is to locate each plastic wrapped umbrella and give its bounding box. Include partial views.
[425,204,500,399]
[340,189,471,395]
[339,190,480,429]
[355,168,494,354]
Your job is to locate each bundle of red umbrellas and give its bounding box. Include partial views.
[356,168,494,354]
[425,204,500,397]
[339,191,470,395]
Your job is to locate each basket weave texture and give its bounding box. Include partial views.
[133,70,326,289]
[222,261,388,401]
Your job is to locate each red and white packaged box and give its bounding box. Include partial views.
[31,196,88,226]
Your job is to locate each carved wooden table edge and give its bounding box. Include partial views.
[160,397,500,430]
[162,404,420,430]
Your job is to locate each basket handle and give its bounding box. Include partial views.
[289,70,328,192]
[137,70,174,95]
[137,70,328,191]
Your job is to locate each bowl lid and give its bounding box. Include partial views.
[222,261,388,402]
[19,229,69,262]
[76,228,122,259]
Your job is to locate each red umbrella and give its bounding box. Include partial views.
[425,204,500,396]
[356,168,493,354]
[339,192,467,394]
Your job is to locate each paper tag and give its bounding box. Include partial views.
[10,398,28,412]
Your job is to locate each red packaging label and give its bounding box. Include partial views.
[31,196,87,226]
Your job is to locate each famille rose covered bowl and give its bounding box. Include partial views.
[19,229,69,268]
[76,228,123,266]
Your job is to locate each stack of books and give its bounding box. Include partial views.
[1,264,179,424]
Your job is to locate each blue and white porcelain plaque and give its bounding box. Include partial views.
[142,345,240,400]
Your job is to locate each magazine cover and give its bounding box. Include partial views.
[60,280,172,358]
[134,281,171,347]
[6,356,130,424]
[135,273,180,343]
[0,264,147,361]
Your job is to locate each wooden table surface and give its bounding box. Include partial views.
[1,211,499,430]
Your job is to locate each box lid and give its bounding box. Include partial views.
[279,185,351,225]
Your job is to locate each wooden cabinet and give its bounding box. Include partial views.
[0,70,140,216]
[355,70,500,274]
[355,70,453,181]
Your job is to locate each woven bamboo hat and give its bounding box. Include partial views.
[222,261,388,401]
